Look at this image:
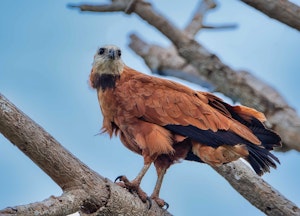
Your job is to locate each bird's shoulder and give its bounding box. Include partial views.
[119,65,205,98]
[115,66,232,128]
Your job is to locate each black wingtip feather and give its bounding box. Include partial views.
[249,118,281,149]
[246,144,280,175]
[165,96,282,175]
[165,124,281,175]
[215,101,282,175]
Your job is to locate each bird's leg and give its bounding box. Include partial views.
[151,167,168,208]
[115,163,151,203]
[133,163,151,184]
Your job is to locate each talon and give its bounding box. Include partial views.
[114,175,130,183]
[151,196,167,208]
[115,181,126,188]
[114,176,130,188]
[114,175,150,205]
[146,197,152,209]
[163,201,169,210]
[136,187,148,203]
[114,175,123,183]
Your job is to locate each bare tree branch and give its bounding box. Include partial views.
[184,0,217,36]
[128,34,213,90]
[184,0,237,34]
[240,0,300,32]
[213,160,300,215]
[67,2,125,12]
[69,0,300,152]
[0,93,172,216]
[201,24,238,29]
[1,190,84,216]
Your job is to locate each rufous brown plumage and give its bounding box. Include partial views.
[89,45,281,208]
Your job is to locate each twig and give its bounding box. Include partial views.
[67,2,125,12]
[184,0,217,36]
[201,24,238,29]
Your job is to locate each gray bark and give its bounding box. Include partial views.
[0,93,172,216]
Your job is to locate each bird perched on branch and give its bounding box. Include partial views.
[89,45,281,208]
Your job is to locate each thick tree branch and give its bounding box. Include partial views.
[69,0,300,152]
[240,0,300,32]
[0,93,172,216]
[1,190,85,216]
[214,160,300,215]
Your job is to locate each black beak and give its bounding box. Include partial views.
[108,49,115,60]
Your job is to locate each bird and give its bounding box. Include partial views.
[89,44,281,208]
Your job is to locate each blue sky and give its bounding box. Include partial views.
[0,1,300,215]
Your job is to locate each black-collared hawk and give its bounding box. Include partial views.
[89,45,281,208]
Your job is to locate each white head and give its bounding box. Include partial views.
[92,45,124,76]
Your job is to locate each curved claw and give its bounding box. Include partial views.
[114,175,151,207]
[114,175,123,183]
[163,201,169,210]
[151,196,169,209]
[146,197,152,209]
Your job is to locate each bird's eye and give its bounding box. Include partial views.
[117,49,121,57]
[98,48,105,55]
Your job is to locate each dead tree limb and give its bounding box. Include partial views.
[0,93,171,216]
[213,160,300,216]
[1,191,85,216]
[240,0,300,32]
[185,0,237,35]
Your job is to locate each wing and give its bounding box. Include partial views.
[116,71,268,147]
[115,67,281,175]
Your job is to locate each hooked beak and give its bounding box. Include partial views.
[108,49,115,60]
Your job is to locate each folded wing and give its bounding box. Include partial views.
[116,70,281,175]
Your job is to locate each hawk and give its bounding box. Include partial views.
[89,45,281,207]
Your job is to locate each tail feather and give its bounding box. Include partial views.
[236,112,281,175]
[210,100,281,175]
[246,143,280,175]
[184,95,281,175]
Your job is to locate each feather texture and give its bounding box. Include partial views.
[91,64,281,175]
